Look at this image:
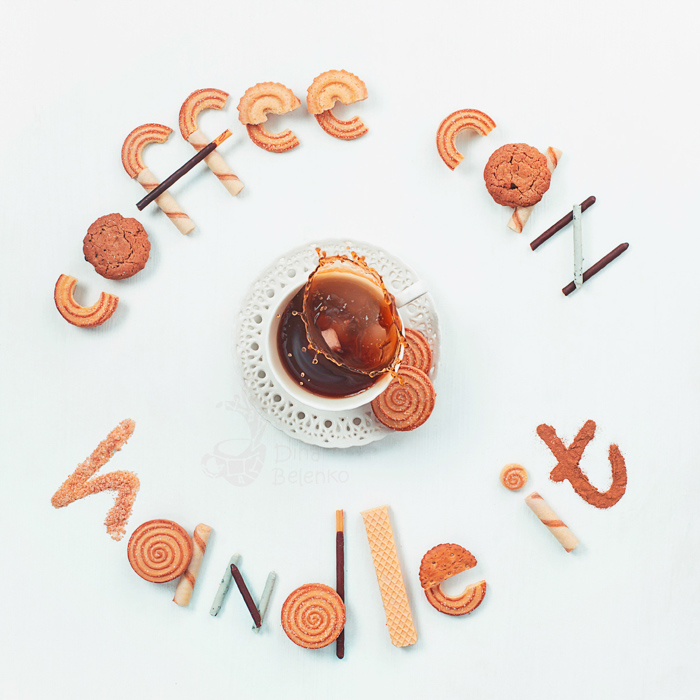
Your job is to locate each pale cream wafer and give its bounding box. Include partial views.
[173,523,212,606]
[178,88,243,196]
[237,82,301,152]
[436,109,496,170]
[508,147,562,233]
[525,492,579,552]
[307,70,368,140]
[121,124,195,235]
[361,505,417,647]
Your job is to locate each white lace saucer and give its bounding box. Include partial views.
[234,240,440,448]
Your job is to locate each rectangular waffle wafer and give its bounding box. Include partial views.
[361,505,417,647]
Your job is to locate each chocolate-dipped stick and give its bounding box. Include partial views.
[531,196,596,251]
[136,130,231,211]
[231,563,262,628]
[336,510,345,659]
[562,243,629,296]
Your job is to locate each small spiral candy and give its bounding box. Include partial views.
[500,463,529,491]
[401,329,433,374]
[127,519,193,583]
[371,366,436,431]
[281,583,346,649]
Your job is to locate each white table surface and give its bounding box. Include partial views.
[1,1,698,698]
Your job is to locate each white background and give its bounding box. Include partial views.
[1,1,698,698]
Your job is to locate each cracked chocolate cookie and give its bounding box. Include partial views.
[483,143,551,208]
[83,213,150,280]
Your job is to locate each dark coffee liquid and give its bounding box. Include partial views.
[277,289,378,398]
[303,271,401,374]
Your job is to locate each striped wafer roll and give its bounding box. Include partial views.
[179,88,243,196]
[508,147,562,233]
[122,124,195,235]
[173,523,212,606]
[525,492,579,552]
[186,129,243,195]
[135,167,195,235]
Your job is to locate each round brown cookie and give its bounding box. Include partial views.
[83,213,151,280]
[483,143,551,208]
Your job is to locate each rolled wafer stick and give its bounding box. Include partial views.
[531,196,597,251]
[524,492,579,552]
[336,510,345,659]
[231,563,262,628]
[253,572,277,633]
[186,129,243,195]
[173,523,212,606]
[210,554,241,616]
[122,124,195,235]
[562,243,629,296]
[508,147,562,233]
[137,130,232,210]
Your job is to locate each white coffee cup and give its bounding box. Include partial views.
[265,279,428,411]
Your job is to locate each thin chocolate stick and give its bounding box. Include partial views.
[336,509,345,659]
[562,243,629,296]
[231,563,262,628]
[531,196,596,251]
[136,130,231,211]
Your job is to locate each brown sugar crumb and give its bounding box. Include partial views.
[51,419,139,540]
[484,143,551,208]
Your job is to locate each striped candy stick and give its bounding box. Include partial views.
[174,523,212,606]
[524,492,579,552]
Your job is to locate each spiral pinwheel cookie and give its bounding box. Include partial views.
[424,580,487,616]
[500,463,528,491]
[306,70,368,140]
[237,82,301,153]
[54,274,118,328]
[371,366,436,431]
[281,583,346,649]
[127,519,193,583]
[178,88,243,195]
[436,109,496,170]
[419,544,476,590]
[401,329,433,374]
[121,123,195,235]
